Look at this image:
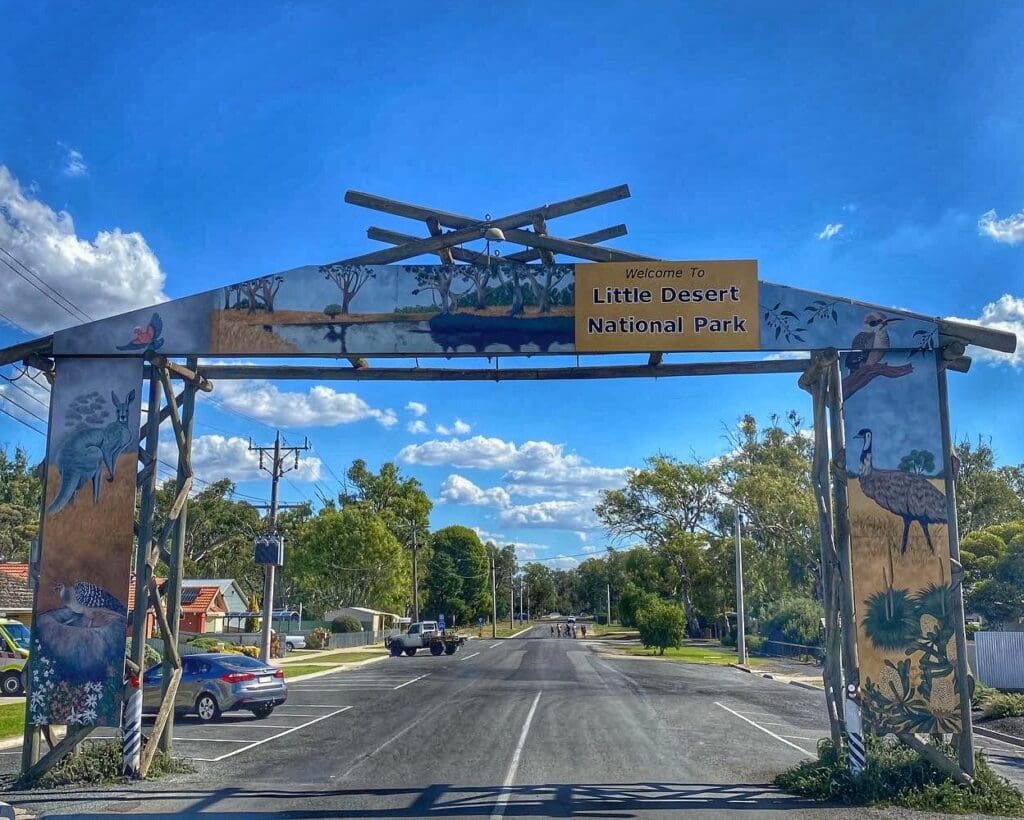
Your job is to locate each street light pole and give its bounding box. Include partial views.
[490,550,497,639]
[410,526,420,624]
[735,511,748,666]
[607,583,612,627]
[509,568,514,630]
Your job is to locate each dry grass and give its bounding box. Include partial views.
[210,311,303,354]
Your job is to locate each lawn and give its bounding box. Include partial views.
[625,643,764,666]
[282,652,386,679]
[0,703,24,739]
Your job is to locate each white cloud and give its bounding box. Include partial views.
[160,434,322,484]
[407,419,428,434]
[542,554,581,569]
[405,401,428,417]
[978,209,1024,245]
[435,418,471,436]
[0,165,167,333]
[947,294,1024,367]
[398,435,627,498]
[499,499,601,532]
[0,371,50,427]
[817,223,843,240]
[438,474,510,508]
[213,380,397,428]
[58,143,88,178]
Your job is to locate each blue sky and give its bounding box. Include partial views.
[1,2,1022,566]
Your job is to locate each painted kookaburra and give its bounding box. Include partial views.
[54,581,127,626]
[845,312,903,373]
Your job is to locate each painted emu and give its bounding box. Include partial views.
[854,428,947,554]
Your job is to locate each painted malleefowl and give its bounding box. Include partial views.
[854,428,947,554]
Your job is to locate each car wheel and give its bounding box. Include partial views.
[429,642,444,656]
[0,671,23,696]
[404,647,417,656]
[390,643,403,657]
[444,644,457,655]
[250,703,275,719]
[286,642,295,652]
[195,693,221,722]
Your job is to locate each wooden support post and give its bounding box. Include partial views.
[140,667,181,778]
[897,732,972,786]
[937,359,976,776]
[826,358,859,690]
[807,353,844,751]
[125,375,161,778]
[147,577,181,669]
[158,356,196,755]
[426,215,455,266]
[19,726,93,784]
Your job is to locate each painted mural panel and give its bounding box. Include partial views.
[30,357,143,727]
[51,262,939,359]
[843,349,961,734]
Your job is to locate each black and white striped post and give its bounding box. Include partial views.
[845,684,866,775]
[122,685,142,777]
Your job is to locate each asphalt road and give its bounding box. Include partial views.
[5,627,1023,819]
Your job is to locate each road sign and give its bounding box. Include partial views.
[574,260,759,353]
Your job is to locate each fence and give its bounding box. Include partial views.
[328,630,388,649]
[754,639,824,663]
[975,632,1024,690]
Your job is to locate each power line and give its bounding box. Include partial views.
[1,371,49,410]
[0,392,48,426]
[0,406,45,437]
[0,307,32,336]
[0,247,93,323]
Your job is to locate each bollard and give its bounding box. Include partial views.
[122,687,143,777]
[845,684,866,776]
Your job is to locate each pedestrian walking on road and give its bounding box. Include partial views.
[550,625,554,637]
[556,624,561,637]
[581,623,587,638]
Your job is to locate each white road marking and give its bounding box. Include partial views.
[173,737,258,743]
[192,706,353,763]
[714,702,813,756]
[459,652,481,661]
[491,691,542,820]
[393,674,429,690]
[489,642,502,649]
[782,736,815,741]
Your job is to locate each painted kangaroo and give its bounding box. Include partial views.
[46,390,136,516]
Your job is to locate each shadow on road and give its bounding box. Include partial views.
[8,781,826,817]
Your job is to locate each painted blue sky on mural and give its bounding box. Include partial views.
[1,2,1022,565]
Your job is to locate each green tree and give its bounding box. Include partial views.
[955,437,1024,535]
[0,446,42,562]
[152,478,265,596]
[425,526,489,624]
[596,456,722,635]
[898,449,936,475]
[635,599,686,655]
[523,563,557,615]
[289,506,409,616]
[339,459,432,542]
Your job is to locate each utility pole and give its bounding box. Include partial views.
[509,568,514,630]
[490,550,498,638]
[607,583,612,627]
[410,525,420,623]
[735,511,748,666]
[250,431,310,663]
[519,575,524,622]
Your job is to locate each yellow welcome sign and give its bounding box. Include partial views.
[574,260,760,353]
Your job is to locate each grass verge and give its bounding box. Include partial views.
[625,644,763,666]
[775,736,1024,816]
[0,703,24,740]
[16,739,194,789]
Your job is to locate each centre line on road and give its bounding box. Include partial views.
[491,690,542,820]
[459,652,480,661]
[393,674,430,690]
[714,702,813,756]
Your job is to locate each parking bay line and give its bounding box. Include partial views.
[393,674,430,690]
[489,643,502,649]
[459,652,481,661]
[714,702,813,757]
[192,706,353,763]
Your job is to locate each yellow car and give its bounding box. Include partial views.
[0,619,30,696]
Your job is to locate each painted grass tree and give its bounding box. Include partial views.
[321,263,377,314]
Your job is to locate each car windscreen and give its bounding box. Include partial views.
[3,623,30,650]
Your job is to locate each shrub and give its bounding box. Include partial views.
[596,614,608,626]
[17,739,194,789]
[331,615,363,634]
[618,584,658,628]
[745,635,764,653]
[223,644,260,659]
[763,597,824,647]
[125,639,162,670]
[187,636,222,650]
[307,627,331,649]
[972,682,997,710]
[323,303,343,318]
[775,735,1024,815]
[635,600,686,655]
[965,622,980,640]
[983,693,1024,719]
